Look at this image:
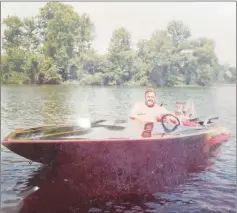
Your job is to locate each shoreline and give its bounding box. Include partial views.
[1,83,236,88]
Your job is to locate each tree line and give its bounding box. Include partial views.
[1,2,236,86]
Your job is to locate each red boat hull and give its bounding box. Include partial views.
[2,125,231,164]
[3,128,231,213]
[2,125,231,199]
[55,135,207,196]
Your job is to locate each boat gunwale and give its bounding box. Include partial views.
[2,129,222,144]
[2,122,231,144]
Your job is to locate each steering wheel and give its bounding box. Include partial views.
[161,114,181,133]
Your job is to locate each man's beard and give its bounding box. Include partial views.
[146,100,155,107]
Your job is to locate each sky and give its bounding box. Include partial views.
[1,2,236,66]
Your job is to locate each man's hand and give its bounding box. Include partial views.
[156,114,179,125]
[130,116,146,124]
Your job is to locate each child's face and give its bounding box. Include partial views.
[176,103,183,111]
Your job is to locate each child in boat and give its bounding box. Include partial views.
[174,101,195,121]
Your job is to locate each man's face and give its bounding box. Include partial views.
[145,92,156,107]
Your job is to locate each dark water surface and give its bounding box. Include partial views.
[1,85,236,213]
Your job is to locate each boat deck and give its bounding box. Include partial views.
[3,119,218,143]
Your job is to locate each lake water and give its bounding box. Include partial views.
[1,85,236,213]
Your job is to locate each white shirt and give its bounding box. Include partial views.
[129,102,169,122]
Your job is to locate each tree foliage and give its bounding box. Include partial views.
[1,2,235,86]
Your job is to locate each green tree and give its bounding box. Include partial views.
[2,16,24,50]
[167,20,191,47]
[1,5,235,87]
[37,2,94,81]
[107,27,136,85]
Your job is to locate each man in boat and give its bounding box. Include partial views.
[129,88,173,124]
[129,88,179,137]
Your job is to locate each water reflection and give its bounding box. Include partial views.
[1,146,217,213]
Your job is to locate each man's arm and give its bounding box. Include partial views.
[129,103,146,124]
[129,103,139,120]
[163,107,181,124]
[157,106,179,124]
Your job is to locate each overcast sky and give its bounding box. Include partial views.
[1,2,236,66]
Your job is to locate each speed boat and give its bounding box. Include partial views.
[2,114,231,197]
[2,114,231,165]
